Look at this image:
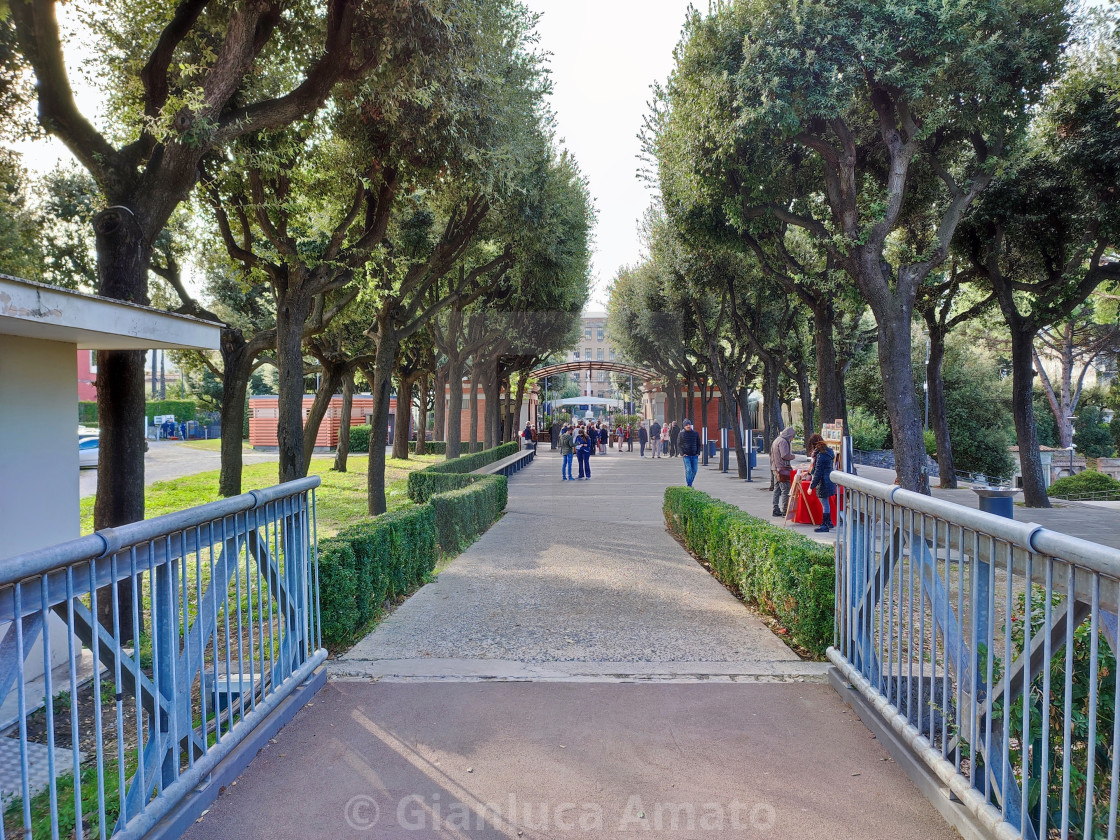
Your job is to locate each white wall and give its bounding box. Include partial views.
[0,334,79,558]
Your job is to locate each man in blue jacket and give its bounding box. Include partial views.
[678,420,702,487]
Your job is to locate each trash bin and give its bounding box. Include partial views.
[707,440,717,458]
[972,487,1019,520]
[748,450,757,469]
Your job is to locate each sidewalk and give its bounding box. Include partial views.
[183,446,958,840]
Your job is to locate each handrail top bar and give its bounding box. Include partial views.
[0,476,320,586]
[833,470,1120,577]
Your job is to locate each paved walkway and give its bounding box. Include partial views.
[184,447,958,840]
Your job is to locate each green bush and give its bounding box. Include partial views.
[429,476,508,551]
[407,471,486,504]
[406,442,518,500]
[346,425,372,452]
[145,400,196,423]
[317,505,437,650]
[848,407,888,451]
[1048,470,1120,500]
[342,426,448,455]
[663,487,834,658]
[78,401,98,424]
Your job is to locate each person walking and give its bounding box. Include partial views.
[650,420,662,459]
[679,419,702,487]
[598,423,608,454]
[625,424,633,452]
[521,422,534,449]
[638,422,648,456]
[550,419,560,450]
[809,438,836,532]
[770,426,796,516]
[659,423,670,457]
[669,421,681,457]
[559,424,575,480]
[575,427,592,479]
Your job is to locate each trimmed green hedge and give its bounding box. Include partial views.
[406,442,518,500]
[317,473,511,651]
[1048,469,1120,500]
[408,471,485,504]
[79,401,98,424]
[343,425,448,455]
[430,476,508,551]
[145,400,196,422]
[663,487,834,658]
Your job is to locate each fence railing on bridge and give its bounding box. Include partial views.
[831,471,1120,840]
[0,477,323,840]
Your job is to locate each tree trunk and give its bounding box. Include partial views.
[92,207,151,643]
[446,353,465,459]
[762,360,782,447]
[432,362,448,442]
[468,361,481,453]
[797,367,814,440]
[218,334,254,497]
[392,370,416,461]
[1010,323,1051,507]
[415,370,429,455]
[926,329,957,489]
[275,290,313,484]
[811,302,843,424]
[301,360,344,476]
[484,364,500,449]
[877,315,929,494]
[334,368,354,472]
[365,322,401,515]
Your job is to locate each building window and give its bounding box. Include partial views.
[573,349,580,361]
[585,328,592,339]
[597,348,604,361]
[598,372,606,382]
[585,347,591,359]
[89,350,98,373]
[609,349,615,361]
[597,327,604,342]
[461,398,470,410]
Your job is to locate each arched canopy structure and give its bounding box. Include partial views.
[529,360,656,382]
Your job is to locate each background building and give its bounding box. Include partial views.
[564,310,626,400]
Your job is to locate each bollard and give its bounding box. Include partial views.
[721,427,728,473]
[745,429,753,482]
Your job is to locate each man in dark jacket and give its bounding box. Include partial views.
[678,420,702,487]
[649,420,662,459]
[550,421,560,450]
[638,422,649,456]
[669,421,681,457]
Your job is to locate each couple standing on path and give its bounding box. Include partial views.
[557,421,608,480]
[770,427,836,533]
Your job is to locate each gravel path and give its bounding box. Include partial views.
[333,447,825,681]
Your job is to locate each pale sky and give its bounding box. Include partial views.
[523,1,694,308]
[17,2,695,310]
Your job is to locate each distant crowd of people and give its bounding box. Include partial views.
[547,418,702,485]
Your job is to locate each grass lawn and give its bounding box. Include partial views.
[80,455,442,537]
[176,438,253,452]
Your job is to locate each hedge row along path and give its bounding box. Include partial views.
[184,447,958,840]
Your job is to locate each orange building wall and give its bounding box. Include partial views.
[248,395,395,449]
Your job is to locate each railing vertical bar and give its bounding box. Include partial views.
[220,515,235,741]
[1108,579,1120,839]
[38,573,59,840]
[1021,552,1032,838]
[129,545,145,816]
[14,583,33,836]
[908,507,916,726]
[251,505,265,708]
[941,518,951,760]
[110,552,128,820]
[1001,540,1013,809]
[312,486,322,651]
[180,528,193,771]
[1082,575,1101,838]
[895,501,904,715]
[918,512,927,739]
[1061,562,1075,839]
[969,528,980,791]
[88,565,107,840]
[233,511,247,724]
[207,521,222,745]
[146,539,163,799]
[263,505,277,695]
[194,524,208,757]
[984,535,995,802]
[243,511,257,714]
[1041,558,1054,837]
[65,566,84,836]
[954,523,964,773]
[168,534,181,784]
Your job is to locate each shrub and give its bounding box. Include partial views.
[406,442,518,499]
[145,400,196,423]
[429,476,508,551]
[342,427,448,455]
[347,425,372,453]
[78,401,98,424]
[848,407,888,451]
[663,487,834,657]
[1048,470,1120,500]
[317,505,437,650]
[407,471,486,504]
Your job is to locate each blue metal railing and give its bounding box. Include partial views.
[0,477,323,839]
[831,471,1120,840]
